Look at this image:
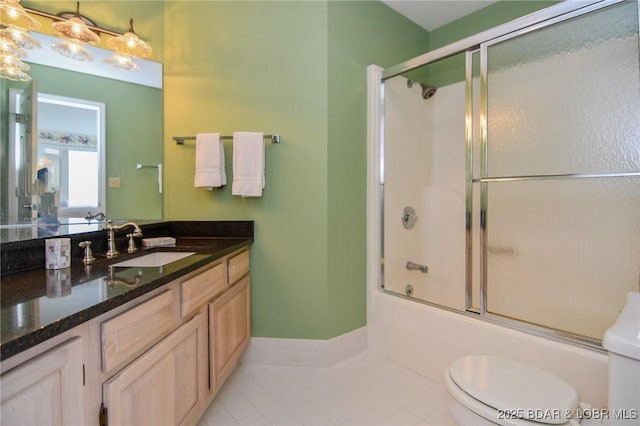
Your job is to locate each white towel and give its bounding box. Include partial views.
[194,133,226,190]
[232,132,265,197]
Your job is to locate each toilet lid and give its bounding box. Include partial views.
[449,355,580,425]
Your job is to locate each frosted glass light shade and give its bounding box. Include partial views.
[52,39,93,61]
[0,63,30,81]
[0,37,25,56]
[0,26,41,50]
[0,53,29,70]
[0,0,39,31]
[52,15,99,45]
[108,19,151,58]
[103,53,139,71]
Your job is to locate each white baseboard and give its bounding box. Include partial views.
[241,326,368,367]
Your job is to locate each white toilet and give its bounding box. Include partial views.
[445,292,640,426]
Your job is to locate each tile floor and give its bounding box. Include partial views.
[197,351,456,426]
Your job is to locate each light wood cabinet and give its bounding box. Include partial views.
[0,337,84,425]
[101,247,251,425]
[103,312,208,426]
[210,276,251,389]
[1,246,251,426]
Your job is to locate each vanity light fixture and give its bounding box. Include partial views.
[0,0,39,30]
[1,1,154,74]
[51,2,99,46]
[0,65,30,81]
[108,19,151,58]
[1,25,41,50]
[0,0,40,81]
[0,49,30,82]
[0,27,37,81]
[103,19,151,71]
[0,33,21,53]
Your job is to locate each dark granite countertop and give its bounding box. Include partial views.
[1,221,253,361]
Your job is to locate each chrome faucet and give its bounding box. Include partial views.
[104,220,143,258]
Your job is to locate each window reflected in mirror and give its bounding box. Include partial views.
[36,94,105,219]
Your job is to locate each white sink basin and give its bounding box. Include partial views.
[111,251,196,268]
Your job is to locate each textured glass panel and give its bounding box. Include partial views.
[471,51,482,181]
[486,1,640,177]
[485,177,640,339]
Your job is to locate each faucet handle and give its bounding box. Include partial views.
[126,233,140,254]
[79,241,96,265]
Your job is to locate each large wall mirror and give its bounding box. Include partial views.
[1,32,163,241]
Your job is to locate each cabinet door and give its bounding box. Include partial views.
[210,276,250,389]
[1,337,84,426]
[103,312,208,426]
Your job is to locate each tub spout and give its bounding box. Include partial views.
[406,261,428,274]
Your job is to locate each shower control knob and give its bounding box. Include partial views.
[402,206,418,229]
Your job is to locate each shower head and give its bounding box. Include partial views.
[407,79,437,100]
[421,85,437,99]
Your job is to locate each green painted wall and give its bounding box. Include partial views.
[163,1,330,339]
[326,1,428,337]
[163,1,429,339]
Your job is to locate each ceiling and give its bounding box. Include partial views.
[381,0,498,31]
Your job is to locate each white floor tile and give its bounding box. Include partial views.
[233,411,270,426]
[201,401,239,426]
[257,400,290,424]
[198,351,452,426]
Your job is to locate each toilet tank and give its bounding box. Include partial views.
[602,292,640,425]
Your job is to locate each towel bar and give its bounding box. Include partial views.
[173,134,280,145]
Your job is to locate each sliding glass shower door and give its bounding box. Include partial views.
[380,0,640,346]
[474,0,640,341]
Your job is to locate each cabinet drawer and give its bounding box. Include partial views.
[102,290,175,373]
[181,261,226,317]
[227,249,250,284]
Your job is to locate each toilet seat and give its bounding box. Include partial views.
[445,355,581,426]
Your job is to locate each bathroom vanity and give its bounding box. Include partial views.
[0,221,252,425]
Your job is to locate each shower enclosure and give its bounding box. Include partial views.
[377,0,640,348]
